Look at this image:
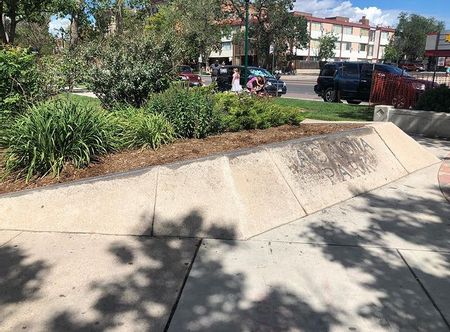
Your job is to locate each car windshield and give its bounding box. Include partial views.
[249,68,274,78]
[180,66,192,73]
[384,65,412,77]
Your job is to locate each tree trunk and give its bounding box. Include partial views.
[69,12,79,48]
[70,0,84,48]
[0,1,9,44]
[5,0,17,44]
[115,1,124,35]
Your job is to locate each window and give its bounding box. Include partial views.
[249,68,274,78]
[312,22,322,31]
[310,39,320,49]
[359,44,367,52]
[369,30,375,42]
[222,42,232,51]
[368,45,374,56]
[333,25,342,35]
[343,27,353,35]
[343,42,351,51]
[381,32,389,40]
[360,29,369,37]
[321,64,337,77]
[361,64,374,80]
[342,63,359,78]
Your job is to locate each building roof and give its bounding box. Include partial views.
[293,12,395,32]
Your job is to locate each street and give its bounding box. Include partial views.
[202,75,322,100]
[281,76,321,100]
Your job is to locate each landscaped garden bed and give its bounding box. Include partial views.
[0,123,362,195]
[0,46,370,195]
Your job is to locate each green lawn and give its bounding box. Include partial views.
[58,92,373,122]
[56,93,102,109]
[273,98,374,122]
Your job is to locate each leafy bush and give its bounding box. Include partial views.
[3,100,118,180]
[89,36,174,108]
[416,85,450,113]
[146,85,222,138]
[114,107,175,149]
[38,47,90,95]
[214,93,304,131]
[0,47,44,116]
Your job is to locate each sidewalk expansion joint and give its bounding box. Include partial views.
[163,238,202,331]
[0,231,23,248]
[397,249,450,329]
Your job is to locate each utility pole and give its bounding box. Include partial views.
[244,0,250,84]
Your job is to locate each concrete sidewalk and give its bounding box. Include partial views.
[1,138,449,331]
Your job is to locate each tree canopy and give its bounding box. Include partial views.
[0,0,55,44]
[226,0,309,68]
[318,33,338,61]
[390,13,445,61]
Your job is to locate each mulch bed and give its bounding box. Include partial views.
[0,123,363,195]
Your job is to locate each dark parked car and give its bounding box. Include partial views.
[314,62,428,104]
[178,66,203,87]
[216,66,287,96]
[399,62,425,72]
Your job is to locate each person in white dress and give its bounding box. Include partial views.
[231,68,242,93]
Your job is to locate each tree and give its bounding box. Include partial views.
[226,0,309,68]
[317,33,338,61]
[390,13,445,61]
[15,17,55,54]
[52,0,90,48]
[383,39,401,63]
[0,0,54,44]
[146,0,227,66]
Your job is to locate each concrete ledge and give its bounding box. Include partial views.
[269,127,407,214]
[374,105,450,139]
[368,122,440,173]
[0,124,440,240]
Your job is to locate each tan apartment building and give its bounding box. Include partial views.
[294,12,395,63]
[210,12,395,67]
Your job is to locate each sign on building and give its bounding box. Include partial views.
[425,30,450,57]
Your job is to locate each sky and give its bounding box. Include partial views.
[293,0,450,28]
[49,0,450,35]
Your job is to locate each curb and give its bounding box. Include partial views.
[438,154,450,203]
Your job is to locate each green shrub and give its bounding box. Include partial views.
[416,85,450,113]
[214,93,303,131]
[0,47,44,116]
[146,85,222,138]
[89,36,174,108]
[3,100,118,180]
[114,107,175,149]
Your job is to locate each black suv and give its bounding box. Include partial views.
[314,62,411,104]
[216,66,287,96]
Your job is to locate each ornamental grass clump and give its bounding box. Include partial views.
[3,100,118,180]
[113,106,175,149]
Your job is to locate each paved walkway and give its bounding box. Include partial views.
[0,138,449,331]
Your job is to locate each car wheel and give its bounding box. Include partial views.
[347,100,361,105]
[323,88,337,102]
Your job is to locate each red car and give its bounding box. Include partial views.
[399,62,425,72]
[178,66,203,87]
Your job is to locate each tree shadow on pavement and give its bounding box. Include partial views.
[45,210,340,332]
[299,186,450,331]
[0,242,50,327]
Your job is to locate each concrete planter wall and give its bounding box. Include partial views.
[374,106,450,139]
[0,123,439,240]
